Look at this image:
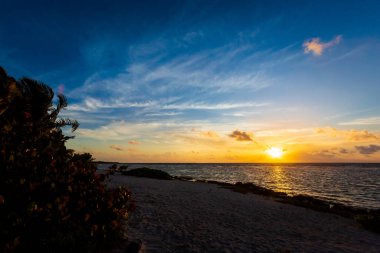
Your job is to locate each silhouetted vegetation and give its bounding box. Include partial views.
[0,67,132,252]
[107,164,129,175]
[118,165,129,172]
[121,167,172,180]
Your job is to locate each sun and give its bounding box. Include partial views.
[266,147,283,159]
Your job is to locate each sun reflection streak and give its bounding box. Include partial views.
[270,165,292,195]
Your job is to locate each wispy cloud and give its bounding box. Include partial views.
[162,102,268,110]
[69,43,274,99]
[303,35,342,56]
[128,140,140,145]
[77,121,165,140]
[338,117,380,126]
[66,40,295,120]
[315,127,379,141]
[175,131,226,147]
[68,98,156,112]
[145,112,183,117]
[200,131,219,138]
[67,97,269,115]
[109,145,123,151]
[76,120,222,141]
[228,130,253,142]
[355,145,380,155]
[62,34,304,135]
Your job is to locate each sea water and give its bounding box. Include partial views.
[98,163,380,210]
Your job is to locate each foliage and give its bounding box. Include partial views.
[121,167,172,180]
[0,67,132,252]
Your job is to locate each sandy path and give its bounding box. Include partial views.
[109,175,380,253]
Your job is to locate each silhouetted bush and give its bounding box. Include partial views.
[107,164,119,175]
[107,164,129,175]
[122,167,172,180]
[118,165,129,173]
[0,67,132,252]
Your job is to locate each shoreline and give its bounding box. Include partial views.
[97,163,380,212]
[97,162,380,165]
[173,176,380,220]
[108,175,380,253]
[102,166,380,234]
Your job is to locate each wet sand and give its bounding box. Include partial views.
[109,175,380,253]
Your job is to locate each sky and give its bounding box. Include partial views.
[1,0,380,162]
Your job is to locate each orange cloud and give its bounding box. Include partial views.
[303,35,342,56]
[315,127,379,141]
[128,140,140,145]
[229,130,253,142]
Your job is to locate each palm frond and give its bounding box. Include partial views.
[57,94,68,111]
[55,118,79,132]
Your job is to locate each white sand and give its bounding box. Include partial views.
[109,175,380,253]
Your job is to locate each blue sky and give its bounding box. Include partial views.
[1,0,380,162]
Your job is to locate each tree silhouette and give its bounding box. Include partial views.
[0,67,132,252]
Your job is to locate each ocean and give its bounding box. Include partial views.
[98,163,380,210]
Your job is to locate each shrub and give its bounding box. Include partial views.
[117,165,129,173]
[0,67,132,252]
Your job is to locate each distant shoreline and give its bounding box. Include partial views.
[96,161,380,165]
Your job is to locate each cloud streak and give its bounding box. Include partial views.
[315,127,379,141]
[162,102,268,110]
[65,39,296,126]
[109,145,123,151]
[69,43,275,100]
[303,35,342,56]
[62,35,303,135]
[67,97,269,116]
[76,120,227,141]
[339,117,380,126]
[68,98,156,112]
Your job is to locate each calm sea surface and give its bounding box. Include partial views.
[98,163,380,210]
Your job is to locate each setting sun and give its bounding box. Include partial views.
[266,147,284,159]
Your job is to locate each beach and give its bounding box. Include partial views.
[109,175,380,253]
